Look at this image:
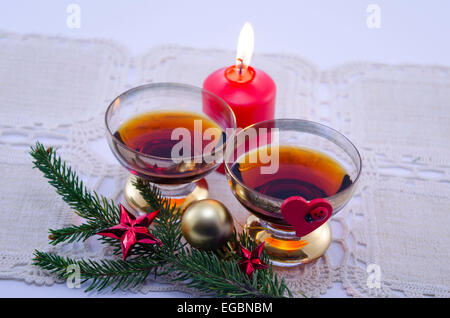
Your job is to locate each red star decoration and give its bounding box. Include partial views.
[238,243,268,278]
[97,204,162,260]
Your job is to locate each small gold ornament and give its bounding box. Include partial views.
[181,199,234,250]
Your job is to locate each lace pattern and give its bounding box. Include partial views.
[0,30,449,297]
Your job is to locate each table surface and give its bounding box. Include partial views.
[0,0,449,298]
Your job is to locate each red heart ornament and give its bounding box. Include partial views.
[281,196,333,237]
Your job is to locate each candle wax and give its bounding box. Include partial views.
[203,65,276,129]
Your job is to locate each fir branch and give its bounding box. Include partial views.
[132,178,184,253]
[31,142,293,297]
[33,251,162,292]
[168,248,276,298]
[30,142,121,243]
[48,224,103,245]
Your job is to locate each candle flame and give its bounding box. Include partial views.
[236,22,254,68]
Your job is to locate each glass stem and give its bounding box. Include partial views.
[155,182,197,198]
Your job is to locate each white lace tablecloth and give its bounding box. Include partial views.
[0,30,449,297]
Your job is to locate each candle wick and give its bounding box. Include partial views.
[237,58,244,76]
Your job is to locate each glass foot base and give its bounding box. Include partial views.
[123,175,209,214]
[246,216,331,267]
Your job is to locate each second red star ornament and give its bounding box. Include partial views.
[238,243,268,278]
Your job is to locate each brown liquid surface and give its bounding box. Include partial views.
[232,146,352,201]
[114,111,223,158]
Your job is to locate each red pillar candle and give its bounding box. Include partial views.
[203,23,276,130]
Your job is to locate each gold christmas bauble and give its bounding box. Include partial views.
[181,199,234,250]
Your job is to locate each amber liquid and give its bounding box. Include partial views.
[114,111,223,158]
[232,146,352,201]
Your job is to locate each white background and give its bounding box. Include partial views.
[0,0,449,298]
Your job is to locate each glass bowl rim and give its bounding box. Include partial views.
[105,82,237,162]
[224,118,362,205]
